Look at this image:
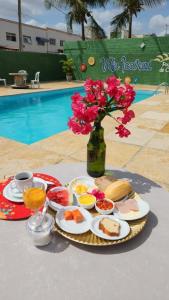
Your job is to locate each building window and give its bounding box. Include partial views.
[60,40,64,47]
[6,32,16,42]
[36,37,46,46]
[49,38,56,45]
[23,35,32,44]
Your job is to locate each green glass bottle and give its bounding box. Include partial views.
[87,122,106,178]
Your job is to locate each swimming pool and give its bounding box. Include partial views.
[0,87,154,144]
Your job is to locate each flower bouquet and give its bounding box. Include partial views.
[68,76,135,177]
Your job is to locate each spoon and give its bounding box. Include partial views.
[35,199,50,228]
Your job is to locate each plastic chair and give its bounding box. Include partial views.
[31,72,40,88]
[0,78,7,87]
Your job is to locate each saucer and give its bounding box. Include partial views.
[3,177,47,203]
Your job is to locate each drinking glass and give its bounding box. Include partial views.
[23,182,46,229]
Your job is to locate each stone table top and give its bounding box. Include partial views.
[0,162,169,300]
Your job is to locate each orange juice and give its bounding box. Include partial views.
[24,187,46,210]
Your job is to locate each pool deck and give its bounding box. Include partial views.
[0,81,169,191]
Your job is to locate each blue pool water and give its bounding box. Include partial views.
[0,87,155,144]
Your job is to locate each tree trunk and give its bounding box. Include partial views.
[81,21,85,41]
[128,10,132,38]
[18,0,23,51]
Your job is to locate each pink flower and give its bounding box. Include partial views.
[115,124,131,138]
[68,117,92,135]
[85,106,99,122]
[95,80,104,90]
[89,189,105,200]
[71,93,83,103]
[72,102,86,119]
[97,92,107,106]
[117,109,135,124]
[85,93,96,103]
[72,103,99,122]
[69,76,136,138]
[105,76,120,97]
[84,79,95,92]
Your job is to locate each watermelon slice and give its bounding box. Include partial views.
[47,188,69,206]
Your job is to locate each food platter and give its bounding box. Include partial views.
[50,191,148,247]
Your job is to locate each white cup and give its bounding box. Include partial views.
[12,171,33,192]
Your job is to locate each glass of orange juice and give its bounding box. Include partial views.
[23,182,46,228]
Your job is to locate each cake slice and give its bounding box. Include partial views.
[99,218,120,236]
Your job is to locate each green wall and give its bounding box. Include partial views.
[64,36,169,85]
[0,51,66,84]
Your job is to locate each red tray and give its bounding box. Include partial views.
[0,173,61,220]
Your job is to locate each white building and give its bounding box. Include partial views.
[0,18,81,53]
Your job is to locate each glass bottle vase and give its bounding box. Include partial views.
[87,122,106,178]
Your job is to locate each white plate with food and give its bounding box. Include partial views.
[55,206,93,234]
[90,215,130,241]
[3,177,47,203]
[113,195,150,221]
[47,186,74,211]
[68,176,97,197]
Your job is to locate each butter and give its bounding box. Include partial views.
[78,194,95,205]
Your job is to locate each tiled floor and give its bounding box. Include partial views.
[0,81,169,191]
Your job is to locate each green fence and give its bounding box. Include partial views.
[0,51,66,84]
[64,36,169,85]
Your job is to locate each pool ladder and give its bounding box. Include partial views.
[154,82,169,95]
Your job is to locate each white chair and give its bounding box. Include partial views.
[31,72,40,88]
[0,78,7,87]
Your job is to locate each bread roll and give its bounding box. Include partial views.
[104,180,132,202]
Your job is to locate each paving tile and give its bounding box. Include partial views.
[106,127,155,146]
[146,132,169,151]
[133,118,167,131]
[140,111,169,121]
[126,148,169,186]
[0,137,27,156]
[139,100,161,106]
[160,122,169,134]
[30,130,88,156]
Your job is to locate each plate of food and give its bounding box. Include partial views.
[68,176,97,197]
[96,176,132,200]
[113,194,150,221]
[47,186,73,211]
[90,215,130,241]
[55,206,93,234]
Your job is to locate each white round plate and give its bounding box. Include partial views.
[48,188,74,212]
[113,197,150,221]
[55,206,93,234]
[3,177,47,203]
[90,215,130,241]
[49,198,75,211]
[68,176,96,197]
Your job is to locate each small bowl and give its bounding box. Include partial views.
[77,194,96,210]
[95,199,115,215]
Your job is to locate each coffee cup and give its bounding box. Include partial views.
[11,171,33,193]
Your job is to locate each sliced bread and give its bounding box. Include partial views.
[99,218,120,236]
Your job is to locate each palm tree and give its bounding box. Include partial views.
[44,0,108,40]
[111,0,164,38]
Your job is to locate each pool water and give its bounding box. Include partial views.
[0,87,155,144]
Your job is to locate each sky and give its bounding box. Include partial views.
[0,0,169,37]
